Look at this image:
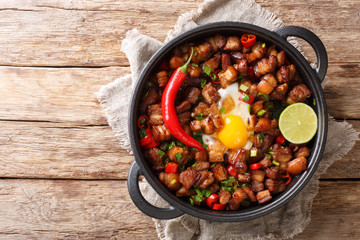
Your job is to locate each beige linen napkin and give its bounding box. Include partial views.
[96,0,359,239]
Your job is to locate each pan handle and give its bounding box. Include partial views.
[127,161,184,219]
[275,26,328,82]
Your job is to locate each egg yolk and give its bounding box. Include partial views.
[217,115,248,149]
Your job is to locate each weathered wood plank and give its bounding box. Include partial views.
[0,0,358,66]
[0,63,359,125]
[0,120,358,179]
[0,179,358,239]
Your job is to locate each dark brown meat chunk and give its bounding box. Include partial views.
[255,118,271,132]
[221,53,232,70]
[152,125,171,142]
[265,179,286,194]
[246,47,266,63]
[147,103,163,125]
[233,188,248,203]
[208,183,220,193]
[265,166,279,179]
[228,149,249,171]
[194,171,215,189]
[208,141,226,162]
[194,151,207,161]
[251,180,264,193]
[192,42,212,63]
[188,65,202,78]
[186,87,201,104]
[179,167,199,189]
[223,36,242,51]
[212,163,228,181]
[204,57,220,72]
[234,59,248,76]
[286,84,311,105]
[237,173,251,183]
[190,120,201,132]
[167,145,191,165]
[257,73,277,95]
[192,161,210,171]
[159,172,181,191]
[215,34,227,49]
[230,51,245,63]
[140,88,159,113]
[169,56,183,69]
[272,144,292,163]
[218,65,238,88]
[145,147,166,171]
[178,112,191,125]
[202,83,221,104]
[176,186,196,197]
[248,147,264,163]
[271,83,289,101]
[287,157,307,175]
[201,116,216,135]
[193,102,209,116]
[251,100,264,114]
[256,190,272,204]
[176,100,191,114]
[242,186,257,202]
[254,55,278,77]
[219,189,232,205]
[295,146,310,158]
[253,133,273,153]
[259,156,272,169]
[276,65,290,83]
[277,51,286,67]
[250,170,266,182]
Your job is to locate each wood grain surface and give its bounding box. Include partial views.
[0,0,359,239]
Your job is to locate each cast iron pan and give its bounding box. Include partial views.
[127,22,328,222]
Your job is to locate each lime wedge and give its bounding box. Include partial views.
[279,103,318,144]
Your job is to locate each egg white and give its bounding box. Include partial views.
[202,82,254,151]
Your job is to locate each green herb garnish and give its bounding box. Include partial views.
[175,153,183,162]
[202,64,211,76]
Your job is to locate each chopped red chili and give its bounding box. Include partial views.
[239,92,255,105]
[212,203,226,210]
[165,162,179,173]
[250,163,262,170]
[226,164,238,178]
[205,193,219,208]
[241,34,256,48]
[276,134,286,145]
[138,115,149,129]
[279,170,292,185]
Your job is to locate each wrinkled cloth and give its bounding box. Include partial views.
[96,0,359,239]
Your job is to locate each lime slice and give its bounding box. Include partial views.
[279,102,318,144]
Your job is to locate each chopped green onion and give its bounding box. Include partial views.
[193,195,203,203]
[175,153,183,162]
[164,158,169,164]
[210,163,216,168]
[191,161,197,167]
[219,107,225,114]
[240,84,249,92]
[240,183,247,189]
[179,165,185,172]
[189,197,194,205]
[313,98,316,106]
[242,94,250,102]
[265,102,274,109]
[139,128,147,138]
[191,63,198,67]
[262,43,266,48]
[257,109,266,116]
[258,92,270,101]
[201,78,207,88]
[194,113,205,120]
[250,149,257,157]
[268,151,275,155]
[161,143,169,151]
[258,133,264,139]
[170,179,177,185]
[272,160,280,166]
[202,189,212,198]
[210,72,217,80]
[264,153,272,159]
[248,104,251,113]
[202,64,211,76]
[195,188,203,197]
[193,130,202,137]
[221,186,233,192]
[143,90,149,99]
[176,140,186,148]
[237,74,245,81]
[203,144,209,150]
[168,141,175,150]
[157,150,165,157]
[221,176,236,187]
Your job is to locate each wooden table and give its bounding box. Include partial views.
[0,0,359,239]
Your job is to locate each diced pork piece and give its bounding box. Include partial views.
[194,151,208,161]
[176,186,196,197]
[286,84,311,105]
[253,133,273,153]
[188,65,202,78]
[277,51,286,67]
[271,83,289,101]
[202,83,221,104]
[221,53,232,70]
[215,34,227,49]
[246,47,266,63]
[245,114,257,131]
[265,179,286,194]
[256,190,272,204]
[257,73,277,94]
[219,189,232,205]
[250,170,266,182]
[195,171,215,189]
[159,172,181,191]
[156,71,169,87]
[295,146,310,158]
[204,57,220,72]
[272,143,292,164]
[254,55,278,77]
[192,42,212,63]
[276,65,290,83]
[152,125,171,142]
[167,145,191,165]
[208,183,220,193]
[237,173,251,183]
[145,147,166,171]
[248,147,264,163]
[201,116,216,135]
[176,100,191,114]
[229,188,248,210]
[251,180,264,193]
[192,161,210,171]
[140,88,159,113]
[177,112,191,125]
[208,141,226,162]
[190,120,201,132]
[218,66,238,88]
[223,36,242,51]
[242,186,257,202]
[287,157,307,175]
[265,166,279,179]
[169,56,183,69]
[234,59,248,76]
[255,118,271,132]
[147,104,163,125]
[228,149,249,166]
[230,51,245,63]
[212,163,228,181]
[259,156,272,169]
[266,45,278,57]
[193,102,209,116]
[186,87,201,104]
[251,100,264,114]
[179,167,199,189]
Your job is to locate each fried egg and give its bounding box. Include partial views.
[202,82,254,150]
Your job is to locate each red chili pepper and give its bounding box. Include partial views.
[165,162,179,173]
[212,203,226,210]
[143,140,159,149]
[241,34,256,48]
[161,48,204,151]
[239,92,255,105]
[279,170,292,185]
[210,69,221,84]
[250,163,262,170]
[226,164,238,178]
[138,115,149,129]
[205,193,219,208]
[276,134,286,145]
